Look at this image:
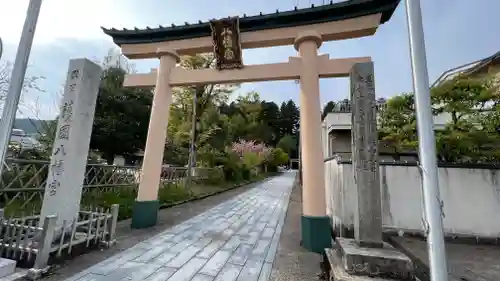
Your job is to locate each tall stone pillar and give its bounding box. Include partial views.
[294,31,332,253]
[131,48,180,229]
[325,62,414,280]
[350,62,383,247]
[40,59,101,227]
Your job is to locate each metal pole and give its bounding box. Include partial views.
[186,91,198,187]
[0,37,3,60]
[404,1,448,281]
[0,0,43,176]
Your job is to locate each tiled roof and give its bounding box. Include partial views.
[432,50,500,87]
[102,0,400,45]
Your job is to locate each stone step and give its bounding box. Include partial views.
[0,270,28,281]
[0,258,16,278]
[325,246,419,281]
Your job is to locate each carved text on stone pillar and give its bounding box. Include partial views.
[349,62,383,247]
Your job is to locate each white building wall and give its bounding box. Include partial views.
[325,159,500,238]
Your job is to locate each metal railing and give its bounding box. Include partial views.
[0,205,119,280]
[0,159,214,213]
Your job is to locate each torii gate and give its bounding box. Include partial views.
[102,0,399,253]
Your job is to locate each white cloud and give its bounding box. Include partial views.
[0,0,139,45]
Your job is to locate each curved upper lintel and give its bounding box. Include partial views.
[102,0,400,47]
[120,14,382,59]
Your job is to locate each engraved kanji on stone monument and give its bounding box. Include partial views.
[40,59,102,229]
[350,62,383,248]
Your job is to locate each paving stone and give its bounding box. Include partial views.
[166,257,208,281]
[117,261,163,281]
[169,240,194,253]
[197,241,226,259]
[72,273,102,281]
[166,248,200,268]
[61,174,294,281]
[89,248,147,275]
[134,243,174,262]
[237,225,252,234]
[252,239,271,257]
[242,232,260,245]
[236,258,265,281]
[214,263,242,281]
[191,273,215,281]
[228,244,254,266]
[265,238,280,263]
[252,222,267,233]
[154,251,178,265]
[261,228,275,239]
[222,236,242,251]
[199,250,232,276]
[257,262,273,281]
[143,267,179,281]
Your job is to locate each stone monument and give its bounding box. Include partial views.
[326,62,415,280]
[39,59,102,228]
[350,62,383,247]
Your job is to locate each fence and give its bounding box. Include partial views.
[0,205,119,280]
[329,99,387,113]
[325,157,500,238]
[0,159,208,213]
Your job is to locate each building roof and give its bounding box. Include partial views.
[432,50,500,87]
[102,0,400,46]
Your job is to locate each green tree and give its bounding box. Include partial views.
[279,100,300,137]
[378,93,417,156]
[268,148,289,167]
[378,74,500,162]
[167,53,237,165]
[431,75,497,128]
[431,75,500,162]
[277,134,296,156]
[321,101,336,120]
[278,100,300,158]
[90,66,153,164]
[258,101,281,145]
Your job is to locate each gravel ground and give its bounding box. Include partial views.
[269,180,322,281]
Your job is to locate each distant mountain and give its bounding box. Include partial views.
[13,118,51,135]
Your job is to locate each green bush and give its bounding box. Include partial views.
[218,152,244,182]
[200,167,225,185]
[263,148,289,172]
[241,166,251,181]
[158,183,192,205]
[80,185,137,220]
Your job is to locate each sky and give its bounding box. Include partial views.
[0,0,498,120]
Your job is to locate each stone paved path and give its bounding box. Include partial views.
[62,173,294,281]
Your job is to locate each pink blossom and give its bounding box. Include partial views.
[230,139,269,157]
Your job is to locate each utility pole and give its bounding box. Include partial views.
[404,1,448,281]
[0,36,3,60]
[186,91,198,187]
[0,0,43,177]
